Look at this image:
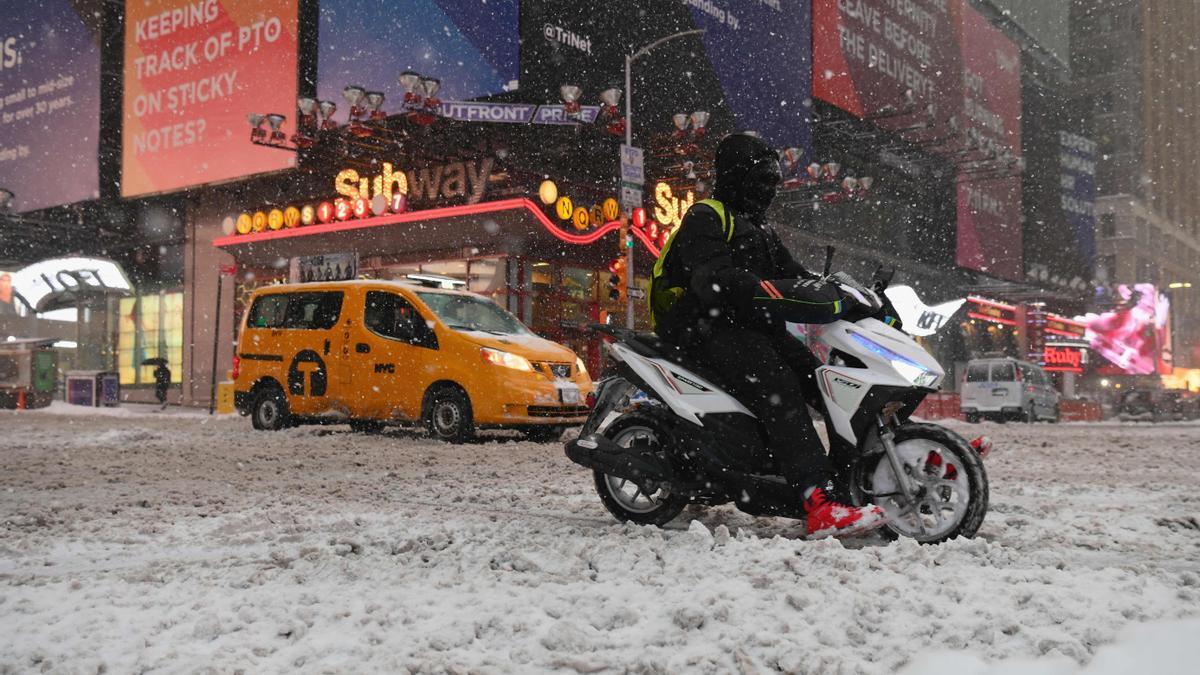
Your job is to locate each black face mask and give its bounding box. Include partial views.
[738,157,782,218]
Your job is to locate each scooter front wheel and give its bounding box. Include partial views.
[593,413,687,527]
[851,423,989,544]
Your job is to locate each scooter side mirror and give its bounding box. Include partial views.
[872,265,895,292]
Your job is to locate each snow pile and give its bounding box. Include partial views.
[900,617,1200,675]
[1,413,1198,672]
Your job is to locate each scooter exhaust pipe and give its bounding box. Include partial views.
[565,434,673,483]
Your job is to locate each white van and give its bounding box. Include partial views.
[960,357,1060,423]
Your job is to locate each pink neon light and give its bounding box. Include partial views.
[967,296,1017,312]
[1046,313,1086,329]
[967,311,1018,326]
[213,197,664,256]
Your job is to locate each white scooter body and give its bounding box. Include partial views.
[607,316,944,447]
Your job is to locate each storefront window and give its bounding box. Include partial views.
[959,319,1019,359]
[117,291,183,385]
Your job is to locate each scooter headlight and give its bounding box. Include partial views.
[848,332,940,388]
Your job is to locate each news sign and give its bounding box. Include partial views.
[0,0,101,212]
[122,0,299,197]
[954,4,1022,281]
[317,0,518,113]
[1077,284,1170,376]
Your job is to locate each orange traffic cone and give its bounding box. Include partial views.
[17,389,26,410]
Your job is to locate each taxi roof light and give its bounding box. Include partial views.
[406,273,466,289]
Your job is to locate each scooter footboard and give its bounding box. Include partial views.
[565,433,674,484]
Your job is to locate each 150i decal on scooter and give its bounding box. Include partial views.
[832,376,862,390]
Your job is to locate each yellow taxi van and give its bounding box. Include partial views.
[232,275,593,442]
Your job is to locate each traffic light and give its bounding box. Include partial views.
[607,257,626,302]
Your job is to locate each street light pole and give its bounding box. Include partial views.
[622,28,705,329]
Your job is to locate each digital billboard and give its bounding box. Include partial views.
[122,0,299,197]
[0,0,101,213]
[812,0,961,124]
[813,1,1025,281]
[1078,284,1171,376]
[954,4,1022,281]
[685,0,812,152]
[521,1,811,154]
[1059,130,1097,269]
[317,0,519,113]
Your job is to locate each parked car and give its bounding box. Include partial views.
[1119,389,1200,422]
[1164,390,1200,421]
[233,276,593,442]
[1116,389,1158,422]
[960,357,1060,423]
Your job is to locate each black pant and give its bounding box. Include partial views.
[692,326,833,490]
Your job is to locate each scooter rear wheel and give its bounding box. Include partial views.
[593,413,687,527]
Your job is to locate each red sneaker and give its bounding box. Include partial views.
[805,488,887,539]
[970,435,993,460]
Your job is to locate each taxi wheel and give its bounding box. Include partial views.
[424,386,475,443]
[251,387,290,431]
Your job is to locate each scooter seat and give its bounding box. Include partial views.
[624,332,726,388]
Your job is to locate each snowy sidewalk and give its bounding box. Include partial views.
[1,413,1197,673]
[12,399,224,419]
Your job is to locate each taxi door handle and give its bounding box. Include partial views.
[323,339,331,355]
[356,343,371,354]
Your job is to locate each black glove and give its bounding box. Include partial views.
[749,277,855,325]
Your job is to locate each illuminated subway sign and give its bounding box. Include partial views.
[653,181,695,229]
[335,157,495,205]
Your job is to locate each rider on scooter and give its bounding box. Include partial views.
[649,132,896,538]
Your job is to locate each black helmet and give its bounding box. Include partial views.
[713,133,781,219]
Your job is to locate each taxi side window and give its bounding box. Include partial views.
[284,292,343,329]
[247,295,288,328]
[365,291,438,349]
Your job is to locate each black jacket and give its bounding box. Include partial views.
[654,201,821,345]
[654,134,857,346]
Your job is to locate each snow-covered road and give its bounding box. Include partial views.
[1,407,1197,673]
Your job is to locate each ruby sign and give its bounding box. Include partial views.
[1044,346,1083,373]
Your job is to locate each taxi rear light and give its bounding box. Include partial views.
[231,355,241,380]
[586,391,597,409]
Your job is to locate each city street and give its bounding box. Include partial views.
[2,407,1197,673]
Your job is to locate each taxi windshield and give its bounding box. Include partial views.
[416,292,530,336]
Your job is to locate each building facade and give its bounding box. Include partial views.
[1072,0,1200,369]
